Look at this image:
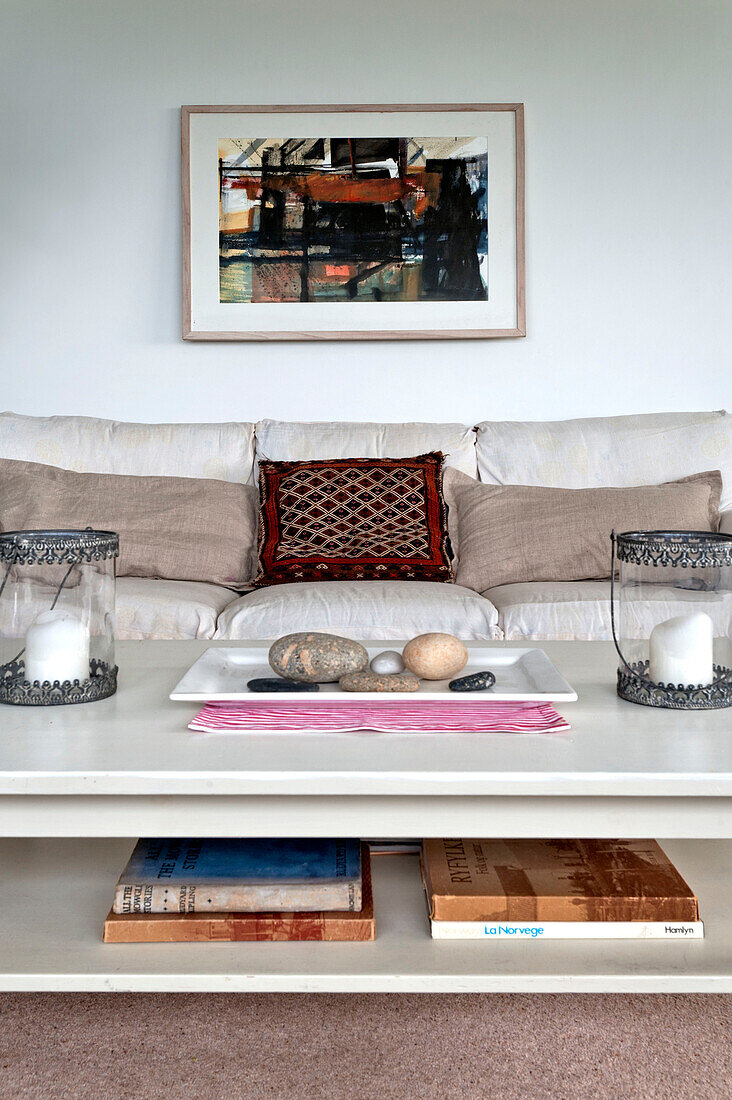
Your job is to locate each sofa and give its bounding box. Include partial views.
[1,410,730,642]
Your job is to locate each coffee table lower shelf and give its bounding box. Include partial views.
[1,838,730,992]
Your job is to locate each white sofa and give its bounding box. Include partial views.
[2,410,730,642]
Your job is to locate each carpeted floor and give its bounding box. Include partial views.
[1,993,730,1099]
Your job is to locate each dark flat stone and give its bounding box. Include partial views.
[448,671,496,692]
[247,678,320,693]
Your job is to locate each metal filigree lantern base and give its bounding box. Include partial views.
[617,660,732,710]
[0,657,118,706]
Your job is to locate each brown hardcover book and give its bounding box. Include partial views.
[421,839,699,923]
[104,845,374,942]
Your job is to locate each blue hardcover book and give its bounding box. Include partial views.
[113,838,362,914]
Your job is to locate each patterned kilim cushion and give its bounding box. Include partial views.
[254,452,454,586]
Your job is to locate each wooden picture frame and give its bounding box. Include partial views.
[182,104,525,341]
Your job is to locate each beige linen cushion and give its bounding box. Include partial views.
[443,468,722,591]
[0,458,258,587]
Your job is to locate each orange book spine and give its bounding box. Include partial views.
[103,910,375,942]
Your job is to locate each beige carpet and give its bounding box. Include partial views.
[1,993,730,1099]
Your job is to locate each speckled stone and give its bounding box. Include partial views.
[247,678,320,693]
[448,671,496,692]
[402,633,468,681]
[339,671,421,693]
[370,650,406,675]
[268,632,369,684]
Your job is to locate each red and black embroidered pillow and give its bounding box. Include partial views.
[254,451,454,586]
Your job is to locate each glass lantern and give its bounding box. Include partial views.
[0,529,119,706]
[611,530,732,709]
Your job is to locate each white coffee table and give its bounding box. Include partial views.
[0,639,730,992]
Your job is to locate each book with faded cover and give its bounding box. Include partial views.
[104,845,374,942]
[421,839,699,923]
[113,838,362,914]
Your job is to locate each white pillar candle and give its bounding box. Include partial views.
[649,612,714,687]
[24,610,90,685]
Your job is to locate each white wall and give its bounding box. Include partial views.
[1,0,730,424]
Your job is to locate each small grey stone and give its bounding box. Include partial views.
[370,650,406,675]
[248,678,319,693]
[340,671,420,693]
[269,632,369,683]
[448,670,496,692]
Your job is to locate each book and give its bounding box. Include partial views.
[104,845,374,942]
[421,839,700,923]
[113,838,362,914]
[430,920,704,940]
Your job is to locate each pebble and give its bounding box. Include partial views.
[248,678,319,693]
[339,671,421,693]
[269,632,369,683]
[402,633,468,680]
[370,650,406,675]
[448,671,496,692]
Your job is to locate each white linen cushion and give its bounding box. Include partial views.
[255,420,478,477]
[215,580,501,641]
[0,577,235,643]
[0,412,256,484]
[476,411,732,510]
[486,581,614,641]
[116,578,235,640]
[487,579,732,642]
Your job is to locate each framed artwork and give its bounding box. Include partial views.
[182,104,525,341]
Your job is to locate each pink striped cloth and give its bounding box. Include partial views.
[188,700,570,734]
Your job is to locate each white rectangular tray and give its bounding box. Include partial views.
[170,646,577,703]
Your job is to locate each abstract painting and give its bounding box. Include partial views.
[218,138,488,305]
[183,105,524,340]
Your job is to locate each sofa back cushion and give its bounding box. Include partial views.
[255,420,478,477]
[476,411,732,511]
[0,458,259,587]
[444,467,722,591]
[0,412,256,485]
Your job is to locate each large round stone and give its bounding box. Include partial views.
[402,633,468,680]
[268,632,369,683]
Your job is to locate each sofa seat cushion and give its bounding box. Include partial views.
[487,580,732,642]
[0,577,235,643]
[215,580,501,641]
[486,581,614,641]
[116,578,235,640]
